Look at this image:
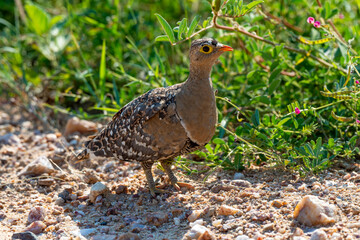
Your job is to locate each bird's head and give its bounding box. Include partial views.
[189,38,233,67]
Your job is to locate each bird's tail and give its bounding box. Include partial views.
[74,148,90,162]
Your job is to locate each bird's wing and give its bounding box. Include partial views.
[80,84,183,160]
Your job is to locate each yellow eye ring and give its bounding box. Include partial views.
[200,45,213,54]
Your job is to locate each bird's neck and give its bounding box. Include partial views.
[186,63,213,87]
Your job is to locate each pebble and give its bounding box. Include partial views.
[28,206,46,223]
[184,224,216,240]
[189,219,204,227]
[45,133,57,142]
[91,234,117,240]
[271,199,288,208]
[38,178,55,186]
[55,197,65,206]
[310,229,327,240]
[235,235,250,240]
[211,184,237,193]
[0,133,21,145]
[89,182,109,203]
[294,195,337,226]
[114,185,128,194]
[145,212,168,227]
[64,117,97,137]
[212,219,222,227]
[218,205,240,216]
[0,210,6,220]
[18,156,55,176]
[174,217,181,225]
[117,232,141,240]
[231,180,251,188]
[79,228,97,237]
[263,223,274,231]
[12,231,38,240]
[188,210,203,222]
[233,172,245,180]
[25,221,46,234]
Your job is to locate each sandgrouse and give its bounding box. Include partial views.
[76,38,233,196]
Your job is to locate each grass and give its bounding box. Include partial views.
[1,0,360,175]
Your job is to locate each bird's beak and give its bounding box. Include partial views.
[219,45,233,52]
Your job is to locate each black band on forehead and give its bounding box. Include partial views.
[191,38,217,48]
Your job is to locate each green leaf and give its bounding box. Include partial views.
[276,117,291,127]
[155,35,170,42]
[99,40,106,100]
[328,138,334,148]
[25,3,50,35]
[178,18,187,40]
[268,78,282,95]
[112,79,120,106]
[187,15,200,37]
[240,0,264,15]
[251,109,260,127]
[327,9,339,19]
[214,0,221,12]
[315,137,322,157]
[155,13,175,44]
[213,138,226,145]
[269,68,282,84]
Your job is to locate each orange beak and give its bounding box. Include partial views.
[219,45,233,52]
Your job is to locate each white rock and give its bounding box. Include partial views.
[212,219,222,227]
[89,182,109,203]
[184,224,215,240]
[294,195,337,226]
[174,217,181,225]
[310,229,327,240]
[187,209,203,222]
[18,156,55,176]
[234,172,245,179]
[189,219,204,227]
[235,235,250,240]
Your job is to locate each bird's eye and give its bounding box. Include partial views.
[200,45,213,54]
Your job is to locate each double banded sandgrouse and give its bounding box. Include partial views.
[76,38,233,196]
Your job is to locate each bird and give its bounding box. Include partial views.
[76,38,233,197]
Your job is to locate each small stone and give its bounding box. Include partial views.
[174,217,181,225]
[28,206,46,223]
[24,221,46,234]
[79,228,97,237]
[211,184,237,193]
[293,228,304,236]
[64,117,97,137]
[212,219,222,227]
[38,178,55,186]
[129,223,146,233]
[12,231,38,240]
[117,232,141,240]
[233,172,245,180]
[347,222,360,228]
[45,133,57,142]
[69,194,77,201]
[235,235,250,240]
[18,156,55,176]
[0,210,6,220]
[89,182,109,203]
[188,210,203,222]
[218,205,240,216]
[55,197,65,206]
[0,133,21,145]
[231,180,251,188]
[184,224,215,240]
[189,219,204,227]
[310,229,327,240]
[114,185,128,194]
[145,212,168,227]
[91,234,117,240]
[263,223,274,231]
[271,199,288,208]
[103,161,115,172]
[222,223,232,231]
[171,208,183,217]
[294,195,337,226]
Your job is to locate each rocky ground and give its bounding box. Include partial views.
[0,100,360,240]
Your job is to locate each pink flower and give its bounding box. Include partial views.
[356,80,359,84]
[313,21,321,28]
[295,107,301,115]
[357,119,360,124]
[307,17,315,24]
[339,13,344,19]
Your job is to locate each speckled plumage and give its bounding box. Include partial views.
[77,38,233,196]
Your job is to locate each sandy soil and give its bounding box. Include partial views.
[0,101,360,240]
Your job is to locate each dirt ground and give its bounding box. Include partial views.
[0,100,360,240]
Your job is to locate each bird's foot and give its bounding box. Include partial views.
[149,187,170,198]
[172,182,195,191]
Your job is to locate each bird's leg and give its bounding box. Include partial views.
[141,162,169,197]
[160,160,180,191]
